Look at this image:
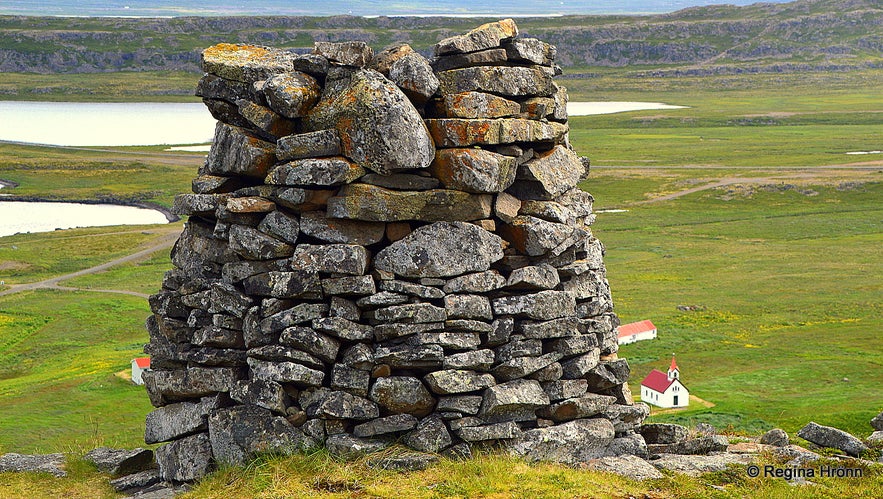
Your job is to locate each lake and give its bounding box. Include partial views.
[0,101,215,146]
[0,100,686,147]
[0,201,171,238]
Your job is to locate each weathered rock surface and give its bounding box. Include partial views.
[204,122,277,178]
[437,66,553,98]
[155,433,214,482]
[263,72,321,119]
[146,19,631,482]
[304,69,434,174]
[435,19,519,56]
[508,418,615,464]
[797,421,870,457]
[369,376,436,417]
[375,221,504,278]
[0,453,67,477]
[328,184,492,222]
[83,447,154,477]
[202,43,294,83]
[430,148,517,194]
[639,423,690,445]
[760,428,790,447]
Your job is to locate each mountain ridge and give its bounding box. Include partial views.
[0,0,880,74]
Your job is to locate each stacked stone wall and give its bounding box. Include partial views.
[144,19,649,482]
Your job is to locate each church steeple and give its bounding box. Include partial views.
[667,354,679,381]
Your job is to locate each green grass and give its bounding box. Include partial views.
[0,142,200,207]
[589,179,883,436]
[0,61,882,495]
[0,224,179,285]
[0,71,200,102]
[0,290,155,454]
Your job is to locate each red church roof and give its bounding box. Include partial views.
[133,357,151,369]
[641,369,676,393]
[617,320,656,338]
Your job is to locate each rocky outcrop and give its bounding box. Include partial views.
[2,4,881,77]
[797,421,870,457]
[142,20,640,483]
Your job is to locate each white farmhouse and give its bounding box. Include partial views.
[131,357,151,386]
[617,320,657,345]
[640,356,689,408]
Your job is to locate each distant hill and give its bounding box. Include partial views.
[0,0,880,74]
[0,0,794,17]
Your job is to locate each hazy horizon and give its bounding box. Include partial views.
[1,0,794,17]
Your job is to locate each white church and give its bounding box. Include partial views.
[640,355,689,408]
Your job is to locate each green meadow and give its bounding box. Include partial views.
[0,66,881,495]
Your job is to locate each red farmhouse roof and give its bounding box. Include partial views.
[641,369,676,393]
[133,357,151,369]
[618,320,656,338]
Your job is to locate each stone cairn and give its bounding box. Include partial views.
[144,19,649,482]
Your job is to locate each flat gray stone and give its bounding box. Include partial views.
[375,222,503,278]
[276,129,341,161]
[403,416,452,453]
[325,434,391,460]
[491,291,576,320]
[0,453,66,477]
[204,122,276,178]
[435,19,518,56]
[424,370,496,395]
[797,421,870,457]
[479,379,549,423]
[266,157,365,187]
[456,421,522,442]
[328,184,492,222]
[354,414,420,438]
[300,211,386,245]
[247,357,325,387]
[639,423,690,445]
[537,394,617,423]
[508,418,615,465]
[437,66,552,98]
[291,243,368,275]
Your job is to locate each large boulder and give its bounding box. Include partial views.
[374,221,504,278]
[508,418,615,465]
[304,69,434,174]
[797,421,870,457]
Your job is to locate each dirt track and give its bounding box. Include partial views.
[0,226,180,298]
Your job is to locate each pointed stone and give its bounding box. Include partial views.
[304,69,434,174]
